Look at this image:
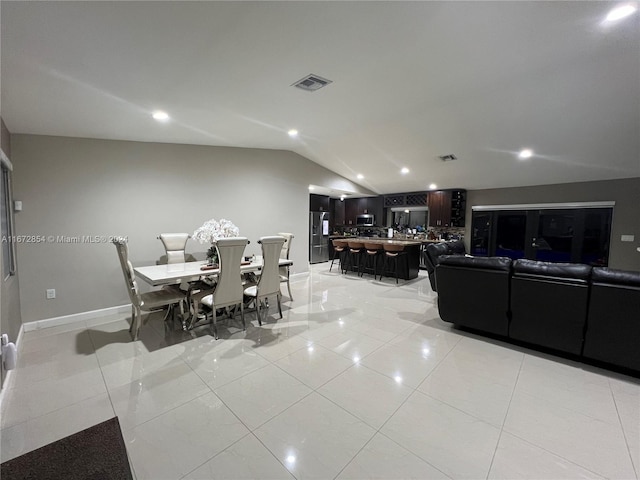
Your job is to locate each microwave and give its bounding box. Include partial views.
[356,214,375,226]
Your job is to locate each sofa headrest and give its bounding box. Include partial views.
[513,259,592,280]
[448,240,466,255]
[439,255,512,272]
[592,267,640,287]
[426,242,451,258]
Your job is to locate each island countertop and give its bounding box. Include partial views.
[338,237,424,246]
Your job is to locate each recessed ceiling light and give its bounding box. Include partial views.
[357,174,364,180]
[428,183,438,190]
[518,149,533,159]
[401,167,410,174]
[605,4,637,22]
[152,110,169,121]
[288,129,298,137]
[308,185,315,190]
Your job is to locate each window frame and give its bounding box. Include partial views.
[1,148,16,279]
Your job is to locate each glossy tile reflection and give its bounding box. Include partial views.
[1,264,638,480]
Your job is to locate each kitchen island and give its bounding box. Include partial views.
[333,237,423,280]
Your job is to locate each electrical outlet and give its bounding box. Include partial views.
[46,289,56,299]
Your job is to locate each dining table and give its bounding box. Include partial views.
[133,256,293,329]
[133,256,292,286]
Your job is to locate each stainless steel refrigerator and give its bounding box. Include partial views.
[310,211,330,263]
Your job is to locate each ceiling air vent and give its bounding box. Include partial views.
[438,154,458,162]
[292,74,333,92]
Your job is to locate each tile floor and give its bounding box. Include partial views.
[1,264,638,479]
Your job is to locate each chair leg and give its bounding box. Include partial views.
[131,307,142,341]
[277,293,283,319]
[240,302,246,330]
[212,307,218,340]
[257,298,262,326]
[129,305,135,334]
[329,252,337,271]
[286,279,293,301]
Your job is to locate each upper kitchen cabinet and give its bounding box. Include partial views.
[428,190,452,227]
[343,196,383,225]
[330,198,345,226]
[310,193,330,212]
[427,189,466,227]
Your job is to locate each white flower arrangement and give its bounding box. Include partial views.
[193,218,240,244]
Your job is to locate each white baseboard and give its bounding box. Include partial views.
[23,304,131,332]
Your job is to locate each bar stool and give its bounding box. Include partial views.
[362,242,383,278]
[380,243,407,284]
[345,240,365,275]
[330,239,348,272]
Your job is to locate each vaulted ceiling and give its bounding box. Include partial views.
[2,1,639,194]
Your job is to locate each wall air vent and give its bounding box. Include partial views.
[438,154,458,162]
[292,74,333,92]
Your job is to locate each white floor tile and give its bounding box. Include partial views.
[381,391,501,479]
[337,433,450,480]
[0,367,107,429]
[214,364,312,430]
[360,337,452,388]
[515,354,621,424]
[418,338,522,426]
[109,362,210,430]
[254,392,376,480]
[180,337,271,389]
[609,377,640,478]
[503,389,636,479]
[315,329,385,361]
[488,432,605,479]
[124,392,249,480]
[99,345,186,390]
[275,343,353,389]
[318,364,413,429]
[184,433,295,479]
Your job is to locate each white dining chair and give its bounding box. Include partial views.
[157,233,190,264]
[244,236,285,325]
[277,232,294,301]
[193,237,248,339]
[113,238,186,340]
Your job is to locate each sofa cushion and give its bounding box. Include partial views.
[513,259,591,283]
[592,267,640,287]
[439,255,512,272]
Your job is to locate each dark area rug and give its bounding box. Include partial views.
[1,417,133,480]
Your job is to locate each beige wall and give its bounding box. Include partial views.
[466,177,640,271]
[12,134,372,323]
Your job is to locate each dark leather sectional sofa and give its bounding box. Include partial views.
[436,256,640,374]
[424,240,466,291]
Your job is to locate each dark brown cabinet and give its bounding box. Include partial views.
[310,194,330,212]
[342,197,383,225]
[344,198,358,225]
[428,191,452,227]
[330,199,345,226]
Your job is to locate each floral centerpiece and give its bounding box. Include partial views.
[193,218,240,265]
